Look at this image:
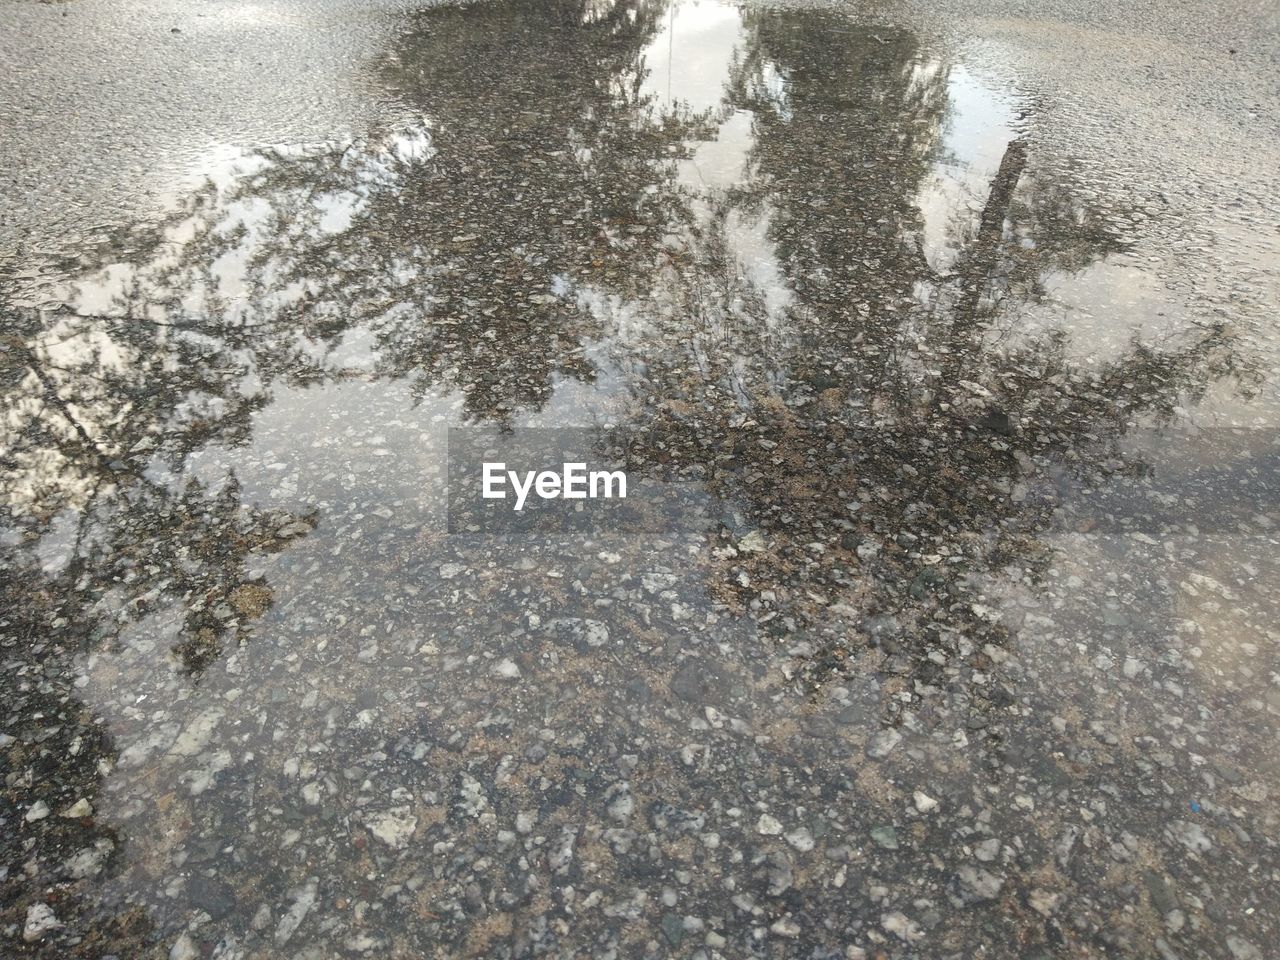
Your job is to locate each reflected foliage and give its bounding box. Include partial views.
[0,0,1258,955]
[1,0,1247,683]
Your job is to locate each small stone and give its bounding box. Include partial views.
[457,773,488,816]
[913,791,938,813]
[63,838,113,879]
[251,904,272,931]
[275,879,318,947]
[785,826,815,852]
[870,825,899,850]
[607,787,635,822]
[545,617,611,651]
[757,813,783,835]
[882,911,924,942]
[1227,936,1263,960]
[1167,820,1212,854]
[866,728,901,758]
[770,917,801,937]
[169,933,199,960]
[62,798,93,818]
[492,658,521,679]
[974,837,1001,861]
[439,562,465,579]
[23,903,62,942]
[661,912,684,946]
[515,810,536,834]
[366,807,418,847]
[24,800,50,822]
[170,708,224,757]
[767,854,793,895]
[1144,870,1179,914]
[957,865,1004,902]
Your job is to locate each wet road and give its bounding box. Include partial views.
[2,1,1279,958]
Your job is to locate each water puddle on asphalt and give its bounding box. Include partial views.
[2,1,1276,958]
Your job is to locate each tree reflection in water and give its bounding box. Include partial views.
[0,1,1256,956]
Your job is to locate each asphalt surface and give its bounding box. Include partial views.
[1,1,1278,958]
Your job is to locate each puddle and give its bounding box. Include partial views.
[1,1,1276,958]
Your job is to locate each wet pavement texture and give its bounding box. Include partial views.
[2,0,1280,958]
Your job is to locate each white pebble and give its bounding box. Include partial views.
[913,791,938,814]
[757,813,783,835]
